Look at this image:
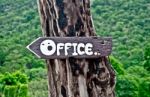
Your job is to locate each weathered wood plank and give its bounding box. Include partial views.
[27,37,112,59]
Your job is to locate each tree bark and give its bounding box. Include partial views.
[37,0,116,97]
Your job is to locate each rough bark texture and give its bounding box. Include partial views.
[37,0,116,97]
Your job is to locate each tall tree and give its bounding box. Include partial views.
[37,0,116,97]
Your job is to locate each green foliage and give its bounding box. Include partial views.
[0,75,4,97]
[28,80,48,97]
[18,84,28,97]
[143,44,150,71]
[1,73,18,86]
[92,0,149,68]
[0,0,150,97]
[109,56,125,75]
[25,68,47,81]
[13,71,28,84]
[0,72,28,97]
[4,85,18,97]
[3,84,28,97]
[116,75,139,97]
[0,48,7,66]
[127,66,149,77]
[91,0,150,96]
[138,77,150,97]
[1,72,28,86]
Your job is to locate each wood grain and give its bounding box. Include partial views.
[27,37,112,59]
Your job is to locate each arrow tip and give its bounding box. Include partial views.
[26,38,42,59]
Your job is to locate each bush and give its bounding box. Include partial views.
[0,71,28,97]
[28,79,48,97]
[4,85,18,97]
[116,75,139,97]
[26,68,47,81]
[110,56,125,75]
[144,44,150,71]
[138,77,150,97]
[18,84,28,97]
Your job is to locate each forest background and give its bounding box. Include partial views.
[0,0,150,97]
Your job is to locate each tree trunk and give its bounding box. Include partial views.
[37,0,116,97]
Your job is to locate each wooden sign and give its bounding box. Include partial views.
[26,37,112,59]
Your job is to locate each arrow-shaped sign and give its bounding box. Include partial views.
[27,37,112,59]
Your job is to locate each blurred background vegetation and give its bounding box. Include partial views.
[0,0,150,97]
